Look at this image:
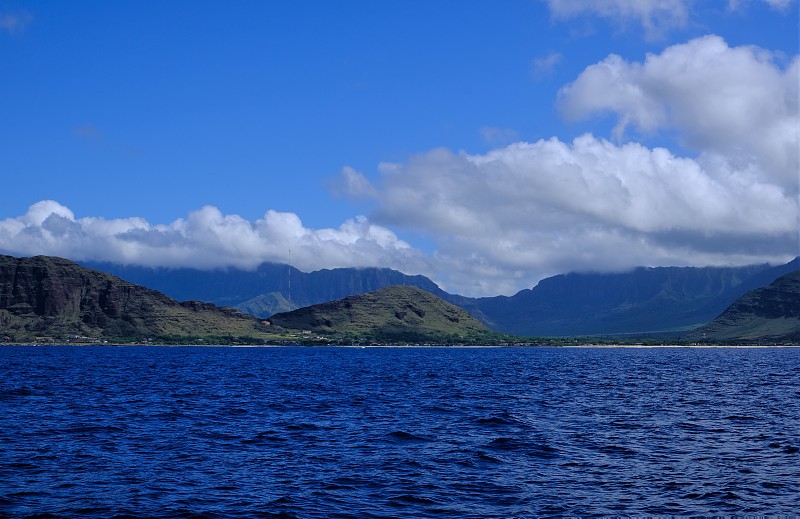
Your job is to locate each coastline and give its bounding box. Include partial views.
[2,342,798,348]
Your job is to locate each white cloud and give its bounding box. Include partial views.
[340,133,797,295]
[0,12,32,35]
[763,0,795,8]
[743,0,796,11]
[558,35,799,192]
[545,0,690,40]
[480,126,520,145]
[531,52,563,80]
[0,201,424,276]
[72,124,103,142]
[546,0,797,38]
[331,166,378,199]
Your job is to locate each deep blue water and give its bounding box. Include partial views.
[1,346,799,518]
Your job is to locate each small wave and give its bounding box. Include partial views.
[475,450,502,463]
[388,493,439,505]
[0,386,36,397]
[597,445,637,456]
[282,422,320,431]
[421,405,455,414]
[7,461,38,470]
[698,490,741,502]
[196,431,241,441]
[156,509,225,519]
[486,437,559,458]
[662,481,691,491]
[241,431,287,444]
[769,442,799,454]
[475,413,517,426]
[71,507,118,517]
[268,496,293,505]
[676,421,704,431]
[384,430,430,442]
[63,424,125,435]
[609,419,641,429]
[487,436,521,450]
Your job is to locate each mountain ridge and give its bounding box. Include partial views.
[82,257,799,336]
[476,260,799,336]
[4,254,797,343]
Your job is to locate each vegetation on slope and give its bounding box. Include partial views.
[267,285,498,344]
[686,270,800,343]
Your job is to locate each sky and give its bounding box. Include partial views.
[1,0,798,297]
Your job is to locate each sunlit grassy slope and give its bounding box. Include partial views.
[268,285,494,343]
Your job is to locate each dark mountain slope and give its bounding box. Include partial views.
[474,262,792,336]
[686,270,800,342]
[0,255,272,343]
[79,261,299,308]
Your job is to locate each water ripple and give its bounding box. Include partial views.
[1,345,799,517]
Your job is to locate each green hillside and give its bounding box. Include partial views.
[686,270,800,343]
[267,285,495,344]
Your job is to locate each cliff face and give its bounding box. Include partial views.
[81,261,447,315]
[0,255,270,343]
[1,255,168,324]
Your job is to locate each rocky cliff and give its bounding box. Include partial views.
[0,255,271,343]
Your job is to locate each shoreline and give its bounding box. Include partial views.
[2,342,798,349]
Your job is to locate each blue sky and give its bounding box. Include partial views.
[1,0,798,296]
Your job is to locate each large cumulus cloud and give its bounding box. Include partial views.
[0,200,423,275]
[342,136,796,295]
[338,36,799,296]
[558,35,799,190]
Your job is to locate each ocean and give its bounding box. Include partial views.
[1,345,798,517]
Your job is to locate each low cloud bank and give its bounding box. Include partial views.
[0,200,427,278]
[341,134,796,296]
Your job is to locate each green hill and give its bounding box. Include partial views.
[0,255,273,344]
[267,285,495,344]
[686,270,800,343]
